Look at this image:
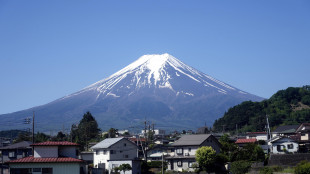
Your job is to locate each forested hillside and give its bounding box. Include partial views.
[213,86,310,133]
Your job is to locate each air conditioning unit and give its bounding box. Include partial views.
[185,153,189,156]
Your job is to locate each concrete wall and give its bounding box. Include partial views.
[269,153,310,166]
[34,146,58,158]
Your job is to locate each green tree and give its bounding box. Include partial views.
[230,160,251,174]
[118,163,132,174]
[71,112,101,150]
[195,146,216,173]
[35,132,50,143]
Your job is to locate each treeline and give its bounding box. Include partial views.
[213,86,310,133]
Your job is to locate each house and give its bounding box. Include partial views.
[196,126,209,134]
[166,134,221,172]
[269,137,299,154]
[246,132,268,141]
[91,137,140,174]
[0,141,32,174]
[235,138,257,147]
[271,125,299,138]
[293,123,310,152]
[146,145,170,161]
[7,141,85,174]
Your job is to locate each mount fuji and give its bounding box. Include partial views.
[1,54,263,131]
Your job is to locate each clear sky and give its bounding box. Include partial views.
[0,0,309,115]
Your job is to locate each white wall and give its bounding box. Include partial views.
[34,146,58,158]
[271,138,298,154]
[93,139,138,171]
[10,163,82,174]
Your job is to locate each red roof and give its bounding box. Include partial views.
[7,156,83,163]
[128,137,146,142]
[235,138,257,144]
[31,141,79,146]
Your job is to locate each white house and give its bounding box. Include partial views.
[166,134,221,172]
[8,141,85,174]
[246,132,268,141]
[269,137,299,154]
[91,137,140,174]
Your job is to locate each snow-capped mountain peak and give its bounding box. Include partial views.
[66,53,251,100]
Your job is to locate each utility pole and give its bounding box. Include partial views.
[32,111,35,144]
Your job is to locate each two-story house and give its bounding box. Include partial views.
[0,141,32,174]
[7,141,85,174]
[166,134,221,172]
[91,137,140,174]
[269,136,299,154]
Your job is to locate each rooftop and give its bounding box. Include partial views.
[31,141,79,146]
[0,141,31,150]
[91,137,123,149]
[235,138,257,144]
[172,134,212,146]
[7,156,83,163]
[273,125,299,133]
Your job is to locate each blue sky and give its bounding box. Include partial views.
[0,0,309,115]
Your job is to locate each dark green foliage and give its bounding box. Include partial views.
[147,161,167,170]
[51,131,67,141]
[102,128,118,139]
[14,132,31,143]
[70,112,101,150]
[117,163,132,174]
[35,132,50,142]
[295,160,310,174]
[260,166,273,174]
[236,143,265,162]
[213,86,310,132]
[230,160,252,174]
[0,130,28,139]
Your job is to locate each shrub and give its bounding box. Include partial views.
[230,160,251,174]
[295,160,310,174]
[260,167,273,174]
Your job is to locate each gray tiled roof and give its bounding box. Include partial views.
[273,125,299,133]
[0,141,31,150]
[91,137,123,149]
[172,134,211,146]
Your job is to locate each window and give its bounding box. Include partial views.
[124,154,129,158]
[110,150,115,154]
[120,150,123,153]
[124,143,127,147]
[177,161,182,167]
[42,168,53,174]
[96,150,100,155]
[188,148,191,152]
[176,148,183,154]
[188,162,193,168]
[287,144,294,149]
[33,168,42,172]
[103,150,107,155]
[277,145,284,152]
[8,151,15,158]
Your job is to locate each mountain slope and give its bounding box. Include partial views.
[1,54,263,132]
[213,86,310,133]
